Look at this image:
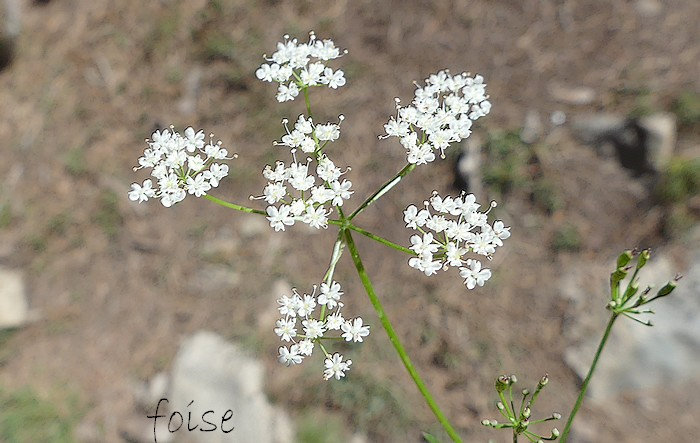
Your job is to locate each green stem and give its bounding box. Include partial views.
[303,87,313,118]
[348,163,416,220]
[320,232,346,321]
[204,194,266,215]
[345,224,415,255]
[560,314,618,442]
[343,230,462,442]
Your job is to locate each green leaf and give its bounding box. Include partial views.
[422,431,442,443]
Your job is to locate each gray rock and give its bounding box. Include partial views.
[169,331,293,443]
[453,134,483,196]
[571,114,626,145]
[2,0,21,37]
[562,250,700,400]
[520,110,543,144]
[0,267,28,329]
[572,113,676,175]
[637,112,676,172]
[549,85,596,106]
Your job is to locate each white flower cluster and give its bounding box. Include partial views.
[260,116,352,231]
[129,127,232,207]
[275,281,369,380]
[404,192,510,289]
[276,114,342,154]
[256,32,347,102]
[382,70,491,165]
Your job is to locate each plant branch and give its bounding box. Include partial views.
[348,163,416,220]
[204,194,266,215]
[560,314,618,442]
[344,229,462,442]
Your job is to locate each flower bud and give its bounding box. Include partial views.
[636,249,650,269]
[617,250,633,268]
[538,373,549,388]
[552,412,562,420]
[523,407,531,418]
[481,419,490,426]
[497,401,505,410]
[656,281,677,298]
[496,375,510,392]
[551,428,560,437]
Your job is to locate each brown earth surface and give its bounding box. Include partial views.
[0,0,698,442]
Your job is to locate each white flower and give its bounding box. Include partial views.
[259,130,352,232]
[323,67,346,89]
[409,233,439,256]
[403,192,507,289]
[341,318,370,343]
[263,183,287,204]
[128,179,156,203]
[404,205,430,229]
[184,127,205,152]
[298,339,314,356]
[297,294,317,317]
[277,82,299,102]
[382,70,490,164]
[318,281,343,309]
[325,312,344,330]
[314,123,340,141]
[330,180,353,206]
[277,294,301,317]
[278,345,303,366]
[258,33,347,102]
[130,127,232,207]
[302,205,329,229]
[274,281,362,380]
[274,317,297,342]
[186,174,211,197]
[302,318,326,339]
[266,205,295,231]
[323,353,352,380]
[459,259,492,289]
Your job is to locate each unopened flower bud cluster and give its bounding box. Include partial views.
[404,191,510,289]
[129,127,232,207]
[275,281,369,380]
[255,32,347,102]
[382,70,491,165]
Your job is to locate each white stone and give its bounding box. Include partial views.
[170,331,293,443]
[0,267,27,329]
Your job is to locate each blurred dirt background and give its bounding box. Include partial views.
[0,0,698,442]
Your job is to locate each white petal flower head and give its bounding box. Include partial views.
[341,318,370,343]
[382,70,490,165]
[325,312,345,330]
[258,32,347,102]
[459,259,492,289]
[323,353,352,380]
[318,281,343,309]
[130,126,232,207]
[259,119,352,232]
[274,281,363,380]
[404,192,507,289]
[274,317,297,342]
[278,345,303,366]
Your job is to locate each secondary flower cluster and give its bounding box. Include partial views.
[259,116,352,231]
[404,192,510,289]
[277,114,342,154]
[129,127,232,207]
[256,32,346,102]
[382,70,491,165]
[275,281,370,380]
